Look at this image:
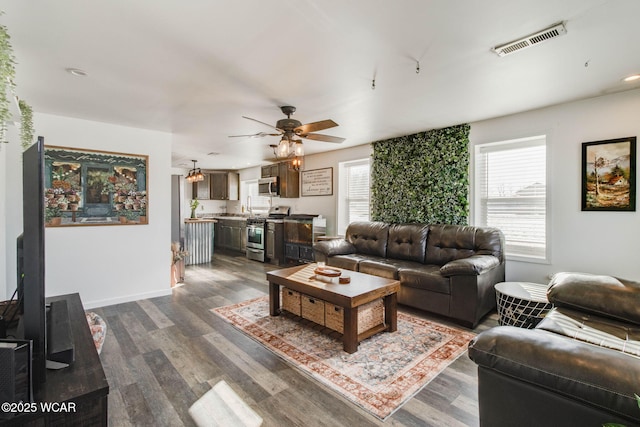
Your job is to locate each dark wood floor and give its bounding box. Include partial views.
[94,251,498,426]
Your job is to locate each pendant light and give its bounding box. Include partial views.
[186,160,204,183]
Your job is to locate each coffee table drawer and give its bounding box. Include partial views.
[282,288,301,316]
[301,296,325,325]
[325,299,384,334]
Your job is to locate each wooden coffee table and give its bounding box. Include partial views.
[267,264,400,353]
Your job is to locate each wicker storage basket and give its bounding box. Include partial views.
[325,298,384,334]
[282,288,301,316]
[301,296,325,325]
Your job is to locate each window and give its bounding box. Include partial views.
[337,159,370,236]
[474,136,548,261]
[240,179,270,214]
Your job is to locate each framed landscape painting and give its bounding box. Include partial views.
[581,137,636,211]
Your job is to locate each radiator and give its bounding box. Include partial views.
[185,221,214,265]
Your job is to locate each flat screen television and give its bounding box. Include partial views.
[20,136,47,387]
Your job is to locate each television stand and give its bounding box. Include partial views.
[1,293,109,426]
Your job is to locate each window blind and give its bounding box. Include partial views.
[338,159,370,235]
[346,161,370,224]
[475,136,547,260]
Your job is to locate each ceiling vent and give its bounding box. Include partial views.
[492,22,567,57]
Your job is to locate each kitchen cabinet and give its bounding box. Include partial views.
[215,218,245,252]
[192,173,210,200]
[261,162,299,198]
[210,172,239,200]
[266,220,284,265]
[278,161,300,198]
[261,164,279,178]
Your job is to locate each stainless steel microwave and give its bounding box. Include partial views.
[258,177,279,197]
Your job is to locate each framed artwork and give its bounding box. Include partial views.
[581,137,636,211]
[301,167,333,196]
[44,146,149,226]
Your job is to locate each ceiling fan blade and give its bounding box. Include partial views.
[294,119,338,134]
[301,133,345,143]
[228,132,280,138]
[242,116,283,131]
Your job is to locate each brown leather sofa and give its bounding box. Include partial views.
[468,272,640,427]
[313,221,505,328]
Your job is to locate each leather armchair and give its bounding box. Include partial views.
[468,272,640,426]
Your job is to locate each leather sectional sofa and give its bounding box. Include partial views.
[468,272,640,426]
[313,221,505,328]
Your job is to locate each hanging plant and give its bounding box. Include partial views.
[0,14,17,144]
[18,98,33,148]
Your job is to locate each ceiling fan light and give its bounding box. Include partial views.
[294,140,304,156]
[277,138,289,158]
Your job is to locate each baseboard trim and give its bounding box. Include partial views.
[82,288,173,309]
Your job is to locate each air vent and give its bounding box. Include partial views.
[492,22,567,57]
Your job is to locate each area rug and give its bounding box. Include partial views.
[86,311,107,355]
[212,296,475,420]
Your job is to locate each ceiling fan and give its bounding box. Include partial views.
[229,106,345,152]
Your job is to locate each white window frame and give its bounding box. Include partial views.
[337,158,371,236]
[472,135,550,263]
[240,179,271,214]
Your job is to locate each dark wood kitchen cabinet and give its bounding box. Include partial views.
[261,162,299,198]
[210,172,239,200]
[261,164,279,178]
[192,173,210,200]
[278,161,299,198]
[216,218,245,252]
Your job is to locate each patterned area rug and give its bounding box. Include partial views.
[86,311,107,355]
[212,296,475,420]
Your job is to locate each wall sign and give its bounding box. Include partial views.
[301,167,333,196]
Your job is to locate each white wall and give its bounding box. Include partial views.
[470,88,640,283]
[238,144,372,235]
[0,125,22,300]
[16,113,173,308]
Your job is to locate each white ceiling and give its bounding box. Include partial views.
[2,0,640,169]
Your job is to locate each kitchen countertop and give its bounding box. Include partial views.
[184,218,218,223]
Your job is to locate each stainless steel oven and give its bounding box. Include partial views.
[246,218,266,262]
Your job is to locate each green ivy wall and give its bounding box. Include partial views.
[370,124,470,225]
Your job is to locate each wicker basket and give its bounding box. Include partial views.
[282,288,301,316]
[325,299,384,334]
[301,296,325,325]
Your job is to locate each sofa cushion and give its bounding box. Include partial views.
[327,254,365,271]
[386,224,429,263]
[536,308,640,358]
[425,224,478,265]
[548,272,640,326]
[359,258,399,279]
[345,221,389,257]
[398,265,450,294]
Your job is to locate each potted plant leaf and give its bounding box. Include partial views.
[45,206,62,226]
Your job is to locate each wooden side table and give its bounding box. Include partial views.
[495,282,554,329]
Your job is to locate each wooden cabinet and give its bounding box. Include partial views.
[6,293,109,426]
[261,162,299,198]
[192,173,210,200]
[216,218,245,252]
[261,164,279,178]
[278,161,300,198]
[266,220,284,265]
[210,172,239,200]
